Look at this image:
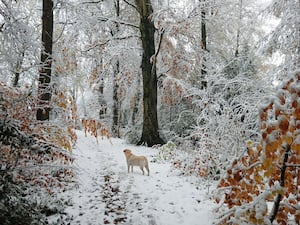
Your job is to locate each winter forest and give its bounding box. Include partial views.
[1,0,300,224]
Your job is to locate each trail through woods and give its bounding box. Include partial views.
[50,131,215,225]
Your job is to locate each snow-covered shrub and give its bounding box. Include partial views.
[215,71,300,225]
[160,109,198,142]
[154,140,222,180]
[198,71,260,148]
[0,173,66,225]
[0,177,44,225]
[0,84,75,224]
[188,63,263,177]
[155,141,177,162]
[172,146,222,180]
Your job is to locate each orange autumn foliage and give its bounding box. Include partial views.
[216,72,300,225]
[0,84,75,192]
[82,118,112,144]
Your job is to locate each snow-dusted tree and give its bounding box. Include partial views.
[215,71,300,225]
[111,0,121,137]
[0,0,40,87]
[76,0,166,144]
[134,0,164,146]
[146,2,204,140]
[261,0,300,79]
[199,0,207,86]
[36,0,54,121]
[151,0,267,179]
[69,0,141,135]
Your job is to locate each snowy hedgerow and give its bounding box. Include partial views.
[154,140,222,180]
[215,71,300,225]
[0,84,75,224]
[172,146,222,180]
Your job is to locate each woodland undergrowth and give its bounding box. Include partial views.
[215,71,300,225]
[0,83,76,225]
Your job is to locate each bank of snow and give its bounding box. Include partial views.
[53,130,216,225]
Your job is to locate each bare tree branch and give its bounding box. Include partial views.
[155,28,165,59]
[122,0,139,13]
[81,40,109,53]
[97,16,139,29]
[81,0,103,4]
[0,23,4,32]
[269,144,290,223]
[286,163,300,167]
[151,28,165,74]
[81,35,140,52]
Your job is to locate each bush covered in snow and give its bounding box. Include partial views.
[154,140,222,180]
[0,84,75,224]
[215,71,300,225]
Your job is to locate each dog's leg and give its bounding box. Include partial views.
[127,164,130,173]
[130,165,133,173]
[140,166,145,175]
[145,164,150,176]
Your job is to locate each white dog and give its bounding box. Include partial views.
[123,149,150,176]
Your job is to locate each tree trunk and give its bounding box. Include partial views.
[13,50,25,87]
[200,0,207,88]
[235,0,243,57]
[112,0,120,137]
[112,60,120,137]
[132,72,141,126]
[36,0,54,121]
[13,63,20,87]
[135,0,164,146]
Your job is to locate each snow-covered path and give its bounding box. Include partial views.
[57,131,216,225]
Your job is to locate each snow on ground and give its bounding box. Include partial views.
[54,130,216,225]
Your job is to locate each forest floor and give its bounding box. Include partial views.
[49,130,217,225]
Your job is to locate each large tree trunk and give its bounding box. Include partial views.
[135,0,164,146]
[36,0,53,121]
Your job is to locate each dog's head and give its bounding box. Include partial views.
[123,149,132,156]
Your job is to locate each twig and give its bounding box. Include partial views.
[122,0,139,13]
[81,40,109,52]
[151,28,165,74]
[81,35,139,52]
[155,28,165,59]
[286,163,300,167]
[97,16,139,29]
[269,144,290,223]
[81,0,103,4]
